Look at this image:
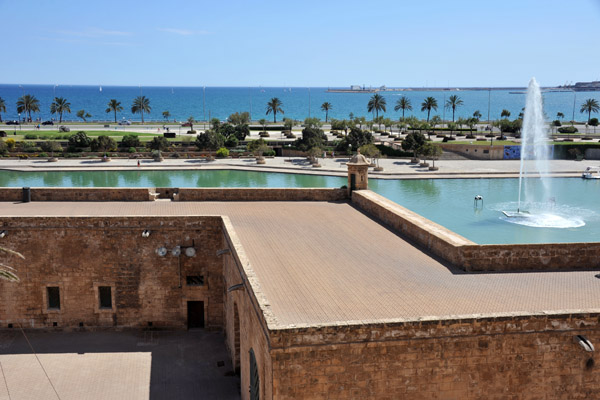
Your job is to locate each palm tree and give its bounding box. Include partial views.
[105,99,123,123]
[501,109,511,118]
[131,96,151,124]
[266,98,284,123]
[394,96,412,119]
[445,95,464,122]
[1,246,24,282]
[76,109,92,122]
[187,116,195,132]
[50,97,71,123]
[420,97,438,122]
[580,99,600,124]
[321,102,332,122]
[16,94,40,122]
[473,110,482,120]
[163,111,171,121]
[0,97,5,122]
[367,94,387,120]
[556,112,564,120]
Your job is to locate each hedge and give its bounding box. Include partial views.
[376,144,412,158]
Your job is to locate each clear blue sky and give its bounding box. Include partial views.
[1,0,599,87]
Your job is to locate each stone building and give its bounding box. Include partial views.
[1,181,600,399]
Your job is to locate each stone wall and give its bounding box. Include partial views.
[439,143,505,160]
[351,190,473,266]
[0,187,153,202]
[221,216,274,400]
[352,190,600,272]
[269,313,600,399]
[175,188,347,202]
[0,216,224,329]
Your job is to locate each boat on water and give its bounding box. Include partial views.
[582,166,600,179]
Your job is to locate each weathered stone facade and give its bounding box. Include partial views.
[0,216,223,329]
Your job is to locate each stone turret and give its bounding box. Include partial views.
[347,150,369,195]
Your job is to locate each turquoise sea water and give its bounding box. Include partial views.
[1,84,599,123]
[0,170,598,245]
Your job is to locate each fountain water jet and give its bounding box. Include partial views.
[502,78,584,228]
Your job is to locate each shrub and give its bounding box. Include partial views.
[39,152,48,158]
[225,136,239,148]
[259,132,270,138]
[263,149,276,157]
[187,130,196,134]
[5,138,16,150]
[148,136,170,151]
[558,126,578,134]
[128,147,137,153]
[590,118,599,127]
[90,135,117,152]
[196,130,225,151]
[68,131,91,148]
[40,141,62,153]
[58,126,70,132]
[120,135,141,149]
[0,140,7,155]
[295,127,327,151]
[24,134,38,139]
[553,120,562,127]
[216,147,230,158]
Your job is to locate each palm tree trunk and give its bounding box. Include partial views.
[114,110,117,123]
[589,110,591,124]
[141,110,144,124]
[427,109,431,122]
[274,111,276,123]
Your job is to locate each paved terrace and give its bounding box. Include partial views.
[0,157,591,179]
[1,201,600,329]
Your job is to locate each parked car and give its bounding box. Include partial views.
[118,120,132,126]
[181,122,192,127]
[58,126,70,132]
[41,120,54,126]
[4,120,19,125]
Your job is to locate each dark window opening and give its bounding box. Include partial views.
[47,286,60,310]
[186,276,204,286]
[99,286,112,309]
[187,301,205,328]
[250,348,260,400]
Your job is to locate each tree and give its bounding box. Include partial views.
[228,111,250,125]
[148,136,170,151]
[445,95,464,122]
[303,117,322,129]
[473,110,482,120]
[258,118,268,132]
[590,118,599,133]
[195,131,225,151]
[120,135,141,149]
[76,109,92,122]
[339,127,373,151]
[420,142,443,169]
[266,98,284,122]
[91,135,117,152]
[162,111,171,121]
[401,131,426,159]
[420,97,438,122]
[320,102,332,122]
[501,109,511,118]
[131,96,151,124]
[394,96,412,119]
[430,115,442,131]
[557,112,565,120]
[358,143,380,164]
[68,131,92,148]
[295,126,327,151]
[50,97,71,123]
[466,117,478,135]
[1,246,24,282]
[187,116,195,132]
[16,94,40,122]
[105,99,123,123]
[367,94,387,120]
[0,97,5,122]
[580,99,600,124]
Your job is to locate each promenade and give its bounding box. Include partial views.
[0,157,590,179]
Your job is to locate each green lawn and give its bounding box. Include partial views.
[4,130,176,142]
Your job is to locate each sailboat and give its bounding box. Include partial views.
[99,86,102,92]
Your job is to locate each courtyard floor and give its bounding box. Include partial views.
[0,329,240,400]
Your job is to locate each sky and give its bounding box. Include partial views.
[1,0,599,87]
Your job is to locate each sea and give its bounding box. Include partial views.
[1,84,599,124]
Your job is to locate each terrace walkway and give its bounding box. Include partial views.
[1,200,599,329]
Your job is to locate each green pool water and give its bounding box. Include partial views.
[1,170,598,245]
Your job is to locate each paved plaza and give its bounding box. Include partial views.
[0,330,240,400]
[0,157,591,179]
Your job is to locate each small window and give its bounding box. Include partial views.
[186,276,204,286]
[98,286,112,309]
[47,287,60,310]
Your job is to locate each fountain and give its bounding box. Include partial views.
[502,78,585,228]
